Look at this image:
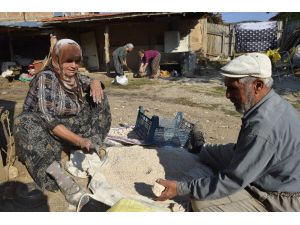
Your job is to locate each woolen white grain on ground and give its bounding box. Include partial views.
[100,145,212,199]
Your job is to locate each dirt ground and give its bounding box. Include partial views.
[1,67,300,211]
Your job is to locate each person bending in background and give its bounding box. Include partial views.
[138,49,161,79]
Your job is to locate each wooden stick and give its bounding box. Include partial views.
[0,148,8,182]
[0,110,15,166]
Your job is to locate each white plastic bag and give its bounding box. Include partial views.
[115,75,128,86]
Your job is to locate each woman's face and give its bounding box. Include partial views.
[57,43,82,78]
[62,57,80,77]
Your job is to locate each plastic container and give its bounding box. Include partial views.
[134,106,194,147]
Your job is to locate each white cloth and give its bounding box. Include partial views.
[65,150,107,178]
[236,21,277,30]
[88,172,125,206]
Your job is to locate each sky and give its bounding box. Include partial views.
[221,12,278,23]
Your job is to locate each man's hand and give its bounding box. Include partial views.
[155,179,178,201]
[78,138,92,153]
[90,80,104,104]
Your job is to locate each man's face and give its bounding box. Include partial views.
[224,77,254,114]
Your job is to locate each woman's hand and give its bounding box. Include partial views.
[78,138,92,152]
[52,124,92,152]
[139,63,145,73]
[90,80,104,104]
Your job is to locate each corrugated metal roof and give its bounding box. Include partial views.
[42,12,119,23]
[42,12,191,24]
[0,21,44,28]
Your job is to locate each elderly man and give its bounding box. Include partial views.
[112,43,134,78]
[156,53,300,212]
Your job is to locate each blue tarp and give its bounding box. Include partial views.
[0,21,43,28]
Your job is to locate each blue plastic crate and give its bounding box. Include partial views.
[134,106,194,147]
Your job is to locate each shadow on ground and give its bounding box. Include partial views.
[0,181,49,212]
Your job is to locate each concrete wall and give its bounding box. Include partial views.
[189,18,207,53]
[113,18,203,69]
[106,18,204,70]
[50,15,206,71]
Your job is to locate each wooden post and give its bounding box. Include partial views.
[202,18,208,57]
[221,32,225,55]
[228,25,233,57]
[41,34,57,71]
[0,153,7,182]
[22,12,26,21]
[277,21,283,48]
[104,25,110,76]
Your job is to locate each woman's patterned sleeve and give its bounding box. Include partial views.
[37,73,61,131]
[78,73,105,92]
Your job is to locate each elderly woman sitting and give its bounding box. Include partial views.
[14,39,111,206]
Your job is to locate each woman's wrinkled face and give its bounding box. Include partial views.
[57,43,82,78]
[62,56,81,77]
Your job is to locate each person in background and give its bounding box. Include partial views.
[138,50,161,79]
[14,39,111,206]
[155,53,300,212]
[112,43,134,78]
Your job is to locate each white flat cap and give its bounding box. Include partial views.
[125,43,134,49]
[221,53,272,78]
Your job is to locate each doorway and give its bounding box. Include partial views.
[80,32,99,70]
